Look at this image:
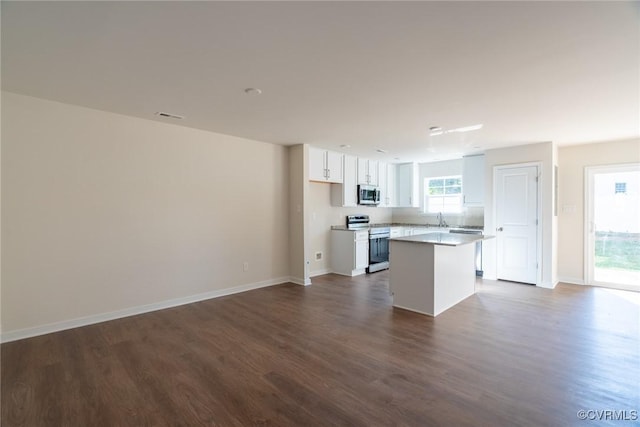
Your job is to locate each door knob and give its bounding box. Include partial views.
[497,227,503,232]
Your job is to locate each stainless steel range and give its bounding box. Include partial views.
[367,225,390,273]
[345,215,389,274]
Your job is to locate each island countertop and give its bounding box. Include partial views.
[390,232,494,246]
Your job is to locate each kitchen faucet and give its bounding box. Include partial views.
[437,212,448,227]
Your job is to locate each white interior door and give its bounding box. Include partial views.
[496,165,539,284]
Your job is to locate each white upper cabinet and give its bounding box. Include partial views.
[309,146,343,183]
[326,151,344,183]
[396,162,419,207]
[309,146,326,181]
[378,161,388,206]
[378,162,397,207]
[357,158,379,186]
[462,154,485,206]
[386,163,397,207]
[331,154,358,207]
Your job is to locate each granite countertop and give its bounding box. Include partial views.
[390,232,494,246]
[331,223,484,231]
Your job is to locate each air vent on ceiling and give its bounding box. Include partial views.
[155,111,185,120]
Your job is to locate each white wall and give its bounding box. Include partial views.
[392,159,484,227]
[288,144,309,285]
[2,92,291,339]
[483,142,556,288]
[308,182,392,276]
[0,90,3,336]
[557,139,640,284]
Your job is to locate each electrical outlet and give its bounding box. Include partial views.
[243,261,249,272]
[315,252,323,261]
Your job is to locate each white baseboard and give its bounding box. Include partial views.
[1,276,291,343]
[289,276,312,286]
[331,268,366,277]
[538,280,557,289]
[557,276,585,285]
[309,268,332,278]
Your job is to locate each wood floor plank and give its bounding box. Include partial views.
[2,272,639,426]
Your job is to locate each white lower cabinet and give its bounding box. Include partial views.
[331,229,369,276]
[390,227,402,239]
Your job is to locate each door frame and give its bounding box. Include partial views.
[584,163,640,291]
[493,162,543,286]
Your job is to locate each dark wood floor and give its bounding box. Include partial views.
[2,272,639,426]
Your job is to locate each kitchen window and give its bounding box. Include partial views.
[424,175,462,213]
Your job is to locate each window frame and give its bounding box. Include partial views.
[424,174,463,214]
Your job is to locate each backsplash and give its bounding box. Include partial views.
[391,206,484,227]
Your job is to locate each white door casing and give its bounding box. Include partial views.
[584,163,640,291]
[496,165,539,285]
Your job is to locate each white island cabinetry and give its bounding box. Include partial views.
[331,229,369,276]
[390,233,492,316]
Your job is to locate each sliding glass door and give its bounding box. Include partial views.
[585,164,640,291]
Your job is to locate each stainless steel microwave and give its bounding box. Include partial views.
[358,185,381,205]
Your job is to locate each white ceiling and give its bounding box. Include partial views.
[3,1,639,162]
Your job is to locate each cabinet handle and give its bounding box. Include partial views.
[327,169,331,179]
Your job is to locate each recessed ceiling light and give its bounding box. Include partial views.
[155,111,184,120]
[340,144,351,148]
[376,149,387,153]
[244,88,262,95]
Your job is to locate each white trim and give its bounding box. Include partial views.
[1,276,291,343]
[330,268,367,277]
[539,280,558,289]
[493,162,543,286]
[557,276,585,286]
[289,276,312,286]
[584,163,640,287]
[589,281,640,293]
[392,304,434,317]
[309,268,332,277]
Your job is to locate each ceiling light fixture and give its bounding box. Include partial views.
[155,111,184,120]
[376,149,387,153]
[244,88,262,95]
[430,124,483,136]
[340,144,351,148]
[450,124,483,133]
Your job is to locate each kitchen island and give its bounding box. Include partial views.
[389,232,493,316]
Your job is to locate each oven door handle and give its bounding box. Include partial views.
[369,234,390,240]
